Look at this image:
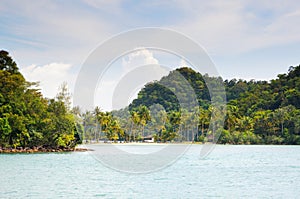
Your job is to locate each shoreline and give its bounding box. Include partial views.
[0,147,89,154]
[2,143,299,154]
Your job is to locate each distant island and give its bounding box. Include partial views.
[0,50,300,153]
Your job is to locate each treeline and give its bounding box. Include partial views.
[74,104,189,143]
[78,66,300,145]
[126,67,300,144]
[1,50,300,147]
[0,50,80,149]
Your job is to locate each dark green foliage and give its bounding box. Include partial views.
[1,49,300,145]
[0,50,79,149]
[0,50,19,74]
[127,63,300,144]
[130,83,180,112]
[130,67,212,112]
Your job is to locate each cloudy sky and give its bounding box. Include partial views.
[1,0,300,110]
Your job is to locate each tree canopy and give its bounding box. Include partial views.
[1,50,300,147]
[126,65,300,144]
[0,50,80,150]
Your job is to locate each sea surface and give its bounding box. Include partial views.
[0,145,300,198]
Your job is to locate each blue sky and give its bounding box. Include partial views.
[1,0,300,110]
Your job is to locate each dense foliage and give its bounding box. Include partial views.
[1,50,299,146]
[79,66,300,145]
[125,66,300,144]
[0,50,80,149]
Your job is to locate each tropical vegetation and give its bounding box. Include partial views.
[0,50,80,150]
[1,50,300,150]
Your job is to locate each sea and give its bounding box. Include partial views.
[0,145,299,198]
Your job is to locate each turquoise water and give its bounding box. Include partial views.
[1,145,300,198]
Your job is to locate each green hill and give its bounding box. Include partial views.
[126,65,300,144]
[2,49,299,146]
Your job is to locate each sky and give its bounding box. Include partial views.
[1,0,300,110]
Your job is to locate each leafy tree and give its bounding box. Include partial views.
[0,50,79,150]
[124,64,300,144]
[0,50,19,73]
[2,49,300,147]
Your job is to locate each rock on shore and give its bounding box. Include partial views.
[0,146,88,153]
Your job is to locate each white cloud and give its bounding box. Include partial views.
[21,63,75,99]
[122,48,159,71]
[94,49,172,111]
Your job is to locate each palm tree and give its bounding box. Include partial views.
[237,116,254,132]
[101,112,112,140]
[130,111,139,141]
[94,106,104,141]
[199,107,210,138]
[82,111,96,143]
[137,105,151,138]
[168,111,181,141]
[226,105,240,132]
[274,106,292,135]
[107,119,120,141]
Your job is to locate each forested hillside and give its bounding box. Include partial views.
[128,66,300,144]
[1,50,300,147]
